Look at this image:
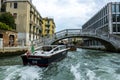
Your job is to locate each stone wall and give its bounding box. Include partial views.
[0,30,18,47]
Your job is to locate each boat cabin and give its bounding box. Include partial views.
[40,45,66,52]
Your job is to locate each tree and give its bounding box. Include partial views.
[0,22,12,30]
[0,12,16,29]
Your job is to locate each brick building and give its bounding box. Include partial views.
[0,30,17,47]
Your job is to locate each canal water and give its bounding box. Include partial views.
[0,48,120,80]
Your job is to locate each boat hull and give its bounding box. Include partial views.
[67,45,77,51]
[69,46,77,51]
[21,50,68,67]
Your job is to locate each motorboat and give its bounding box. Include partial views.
[21,45,69,67]
[67,44,77,51]
[68,45,77,51]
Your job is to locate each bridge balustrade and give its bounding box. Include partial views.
[33,29,120,50]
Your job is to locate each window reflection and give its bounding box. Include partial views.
[117,24,120,32]
[113,24,117,32]
[112,14,116,22]
[112,4,116,12]
[116,4,119,12]
[119,4,120,12]
[116,14,120,22]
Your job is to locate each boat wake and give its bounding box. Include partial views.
[70,63,82,80]
[1,49,120,80]
[1,65,43,80]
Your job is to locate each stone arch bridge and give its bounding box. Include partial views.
[34,29,120,52]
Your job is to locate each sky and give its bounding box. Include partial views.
[32,0,119,32]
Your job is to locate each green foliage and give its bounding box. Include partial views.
[0,22,12,30]
[0,12,16,29]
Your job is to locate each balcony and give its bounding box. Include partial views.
[30,7,34,13]
[45,23,50,27]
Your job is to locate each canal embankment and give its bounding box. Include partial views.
[0,47,29,57]
[77,46,106,51]
[78,46,120,53]
[0,45,120,57]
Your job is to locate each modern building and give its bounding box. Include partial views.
[0,0,42,46]
[42,17,56,37]
[82,2,120,48]
[82,2,120,35]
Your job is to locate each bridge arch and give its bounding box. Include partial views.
[51,35,116,51]
[43,29,120,52]
[34,29,120,52]
[50,35,116,52]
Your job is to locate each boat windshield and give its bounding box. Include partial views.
[42,46,53,51]
[39,45,66,52]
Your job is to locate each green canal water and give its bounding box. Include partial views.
[0,49,120,80]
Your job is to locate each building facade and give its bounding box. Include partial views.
[82,2,120,35]
[82,2,120,48]
[0,30,18,47]
[1,0,42,46]
[0,0,5,12]
[42,17,56,37]
[0,1,1,12]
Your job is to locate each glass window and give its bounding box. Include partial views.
[104,17,106,24]
[101,18,103,25]
[14,2,17,9]
[112,14,116,22]
[104,25,109,32]
[117,24,120,32]
[106,16,108,23]
[112,4,116,12]
[113,24,117,32]
[103,8,105,15]
[100,19,102,26]
[116,14,120,22]
[119,4,120,12]
[116,4,119,12]
[106,7,108,14]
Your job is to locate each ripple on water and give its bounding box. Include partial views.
[1,65,43,80]
[0,49,120,80]
[70,63,82,80]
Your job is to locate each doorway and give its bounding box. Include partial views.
[9,35,14,46]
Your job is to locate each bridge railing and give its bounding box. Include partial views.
[59,29,120,48]
[45,29,108,44]
[33,29,120,48]
[108,35,120,47]
[90,30,120,47]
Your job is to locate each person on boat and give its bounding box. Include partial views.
[26,50,30,57]
[31,41,35,53]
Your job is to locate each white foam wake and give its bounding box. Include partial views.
[3,65,43,80]
[86,69,98,80]
[70,63,81,80]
